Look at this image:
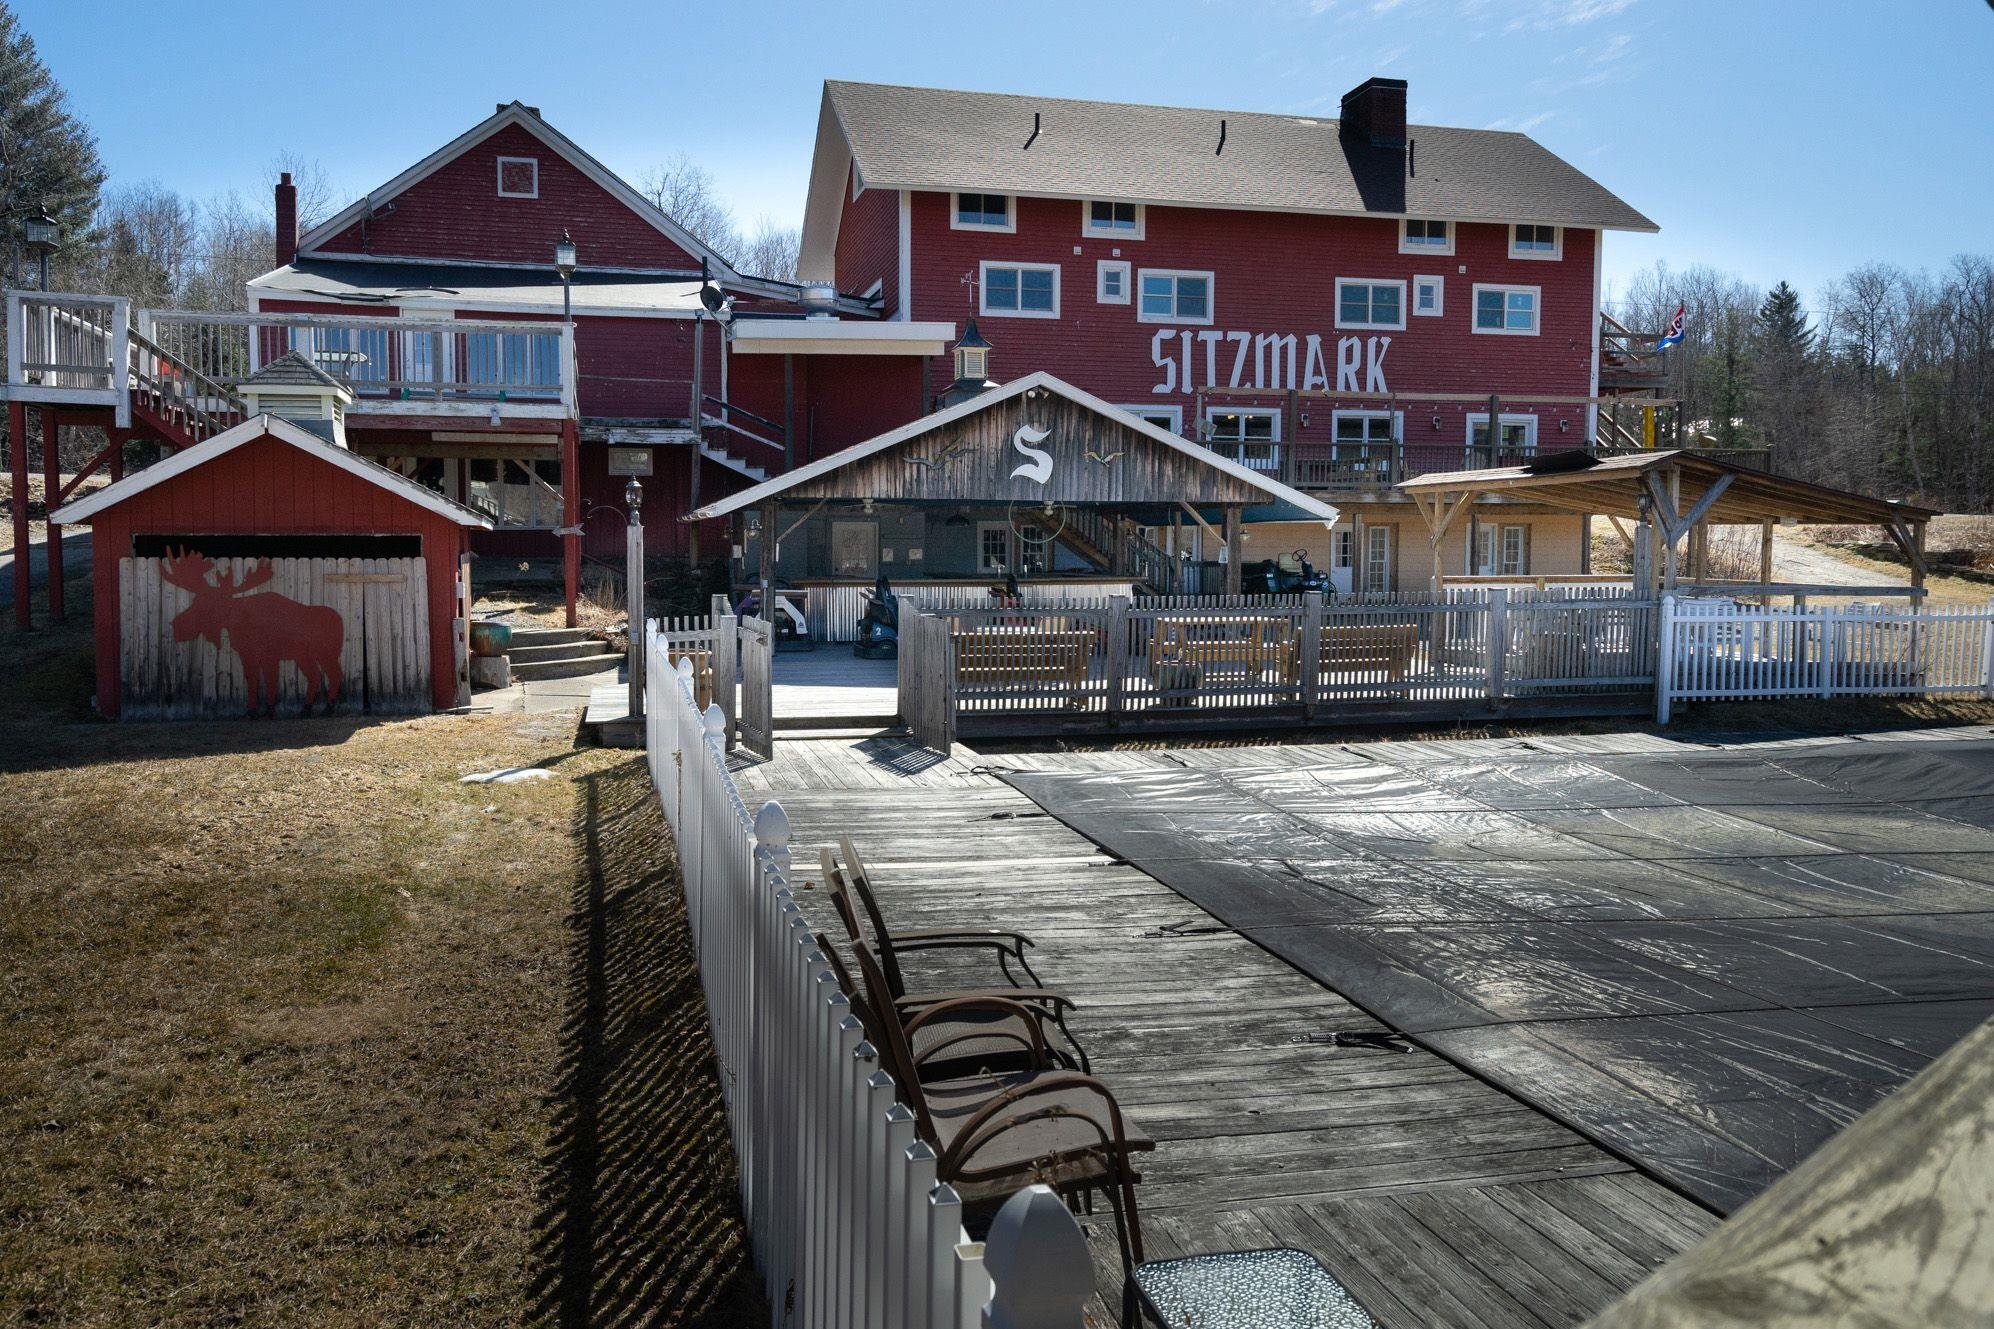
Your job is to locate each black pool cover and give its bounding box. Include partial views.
[1001,740,1994,1213]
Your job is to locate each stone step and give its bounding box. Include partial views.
[510,652,626,681]
[508,640,610,664]
[508,626,596,647]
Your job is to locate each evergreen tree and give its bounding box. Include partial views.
[1754,280,1814,355]
[0,3,105,285]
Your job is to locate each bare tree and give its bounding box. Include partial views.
[640,152,740,260]
[738,216,800,282]
[181,191,272,311]
[269,151,339,231]
[89,181,196,307]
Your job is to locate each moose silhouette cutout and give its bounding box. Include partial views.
[159,548,346,714]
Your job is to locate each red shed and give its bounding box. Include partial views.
[53,414,491,718]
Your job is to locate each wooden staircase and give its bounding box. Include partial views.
[1058,507,1172,592]
[126,329,247,450]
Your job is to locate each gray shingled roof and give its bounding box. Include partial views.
[825,81,1656,232]
[242,350,348,390]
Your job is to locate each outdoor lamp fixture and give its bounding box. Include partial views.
[555,230,578,322]
[1431,415,1443,431]
[625,476,643,519]
[24,206,59,291]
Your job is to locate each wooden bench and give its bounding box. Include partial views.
[1150,617,1297,679]
[952,628,1094,703]
[1288,623,1419,681]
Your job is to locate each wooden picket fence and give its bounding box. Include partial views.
[1657,596,1994,722]
[899,590,1659,751]
[643,626,1090,1327]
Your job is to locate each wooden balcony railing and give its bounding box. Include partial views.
[5,291,125,397]
[1599,311,1667,387]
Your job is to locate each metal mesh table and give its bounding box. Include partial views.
[1130,1247,1377,1328]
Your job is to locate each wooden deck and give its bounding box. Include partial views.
[733,732,1746,1327]
[771,649,900,726]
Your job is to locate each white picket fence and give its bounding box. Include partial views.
[643,625,1094,1328]
[1657,595,1994,722]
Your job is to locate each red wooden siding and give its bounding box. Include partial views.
[905,191,1599,448]
[87,436,470,715]
[310,122,703,271]
[834,171,901,315]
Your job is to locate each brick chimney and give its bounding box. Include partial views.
[1338,78,1408,149]
[275,172,298,267]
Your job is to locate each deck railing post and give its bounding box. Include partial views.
[1982,598,1994,701]
[981,1185,1093,1329]
[1485,587,1509,710]
[5,292,20,387]
[108,298,132,429]
[1106,595,1131,721]
[1818,604,1839,700]
[1301,589,1323,719]
[1655,594,1677,724]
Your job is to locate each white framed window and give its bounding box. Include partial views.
[952,192,1015,232]
[1509,224,1562,259]
[1473,284,1540,335]
[1335,278,1406,330]
[496,156,539,199]
[979,261,1060,319]
[1467,413,1539,457]
[1501,524,1530,576]
[1097,260,1131,305]
[1083,200,1145,240]
[1122,403,1182,434]
[1330,411,1399,485]
[1332,528,1355,570]
[1399,218,1454,255]
[1203,406,1281,471]
[1363,524,1393,593]
[1412,274,1444,318]
[1138,269,1213,324]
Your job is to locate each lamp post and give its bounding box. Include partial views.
[553,231,580,628]
[625,476,644,722]
[23,207,60,291]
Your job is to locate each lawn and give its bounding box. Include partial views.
[0,646,761,1325]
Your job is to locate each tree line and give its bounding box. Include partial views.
[1614,256,1994,513]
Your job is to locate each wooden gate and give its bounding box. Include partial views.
[738,614,775,757]
[119,555,430,718]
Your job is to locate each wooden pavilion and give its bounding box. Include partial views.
[1398,451,1941,598]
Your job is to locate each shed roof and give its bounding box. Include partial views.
[687,371,1340,524]
[52,415,493,529]
[1397,451,1939,527]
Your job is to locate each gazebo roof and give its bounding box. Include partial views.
[1397,450,1938,527]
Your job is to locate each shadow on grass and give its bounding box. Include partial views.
[530,757,765,1329]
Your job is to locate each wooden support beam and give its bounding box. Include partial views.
[1222,504,1243,595]
[41,407,62,622]
[1759,520,1775,606]
[1178,500,1222,545]
[1608,516,1636,549]
[9,401,28,628]
[1673,472,1736,537]
[560,416,580,628]
[759,498,778,619]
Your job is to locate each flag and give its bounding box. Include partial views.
[1656,303,1687,352]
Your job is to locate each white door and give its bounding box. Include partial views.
[1330,527,1355,595]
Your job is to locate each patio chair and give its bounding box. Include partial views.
[816,932,1076,1081]
[845,938,1152,1279]
[822,837,1091,1070]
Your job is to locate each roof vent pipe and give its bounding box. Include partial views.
[799,281,839,320]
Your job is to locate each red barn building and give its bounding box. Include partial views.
[10,76,1687,641]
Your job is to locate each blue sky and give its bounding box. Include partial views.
[21,0,1993,308]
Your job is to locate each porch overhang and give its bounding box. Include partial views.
[728,318,957,358]
[685,371,1340,526]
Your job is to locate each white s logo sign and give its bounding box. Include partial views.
[1010,424,1053,485]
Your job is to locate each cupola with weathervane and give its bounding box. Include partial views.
[236,351,356,447]
[938,317,996,409]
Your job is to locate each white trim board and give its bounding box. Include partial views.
[684,370,1340,526]
[52,414,494,529]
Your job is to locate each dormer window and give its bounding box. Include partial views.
[1083,200,1144,239]
[1510,224,1562,259]
[497,157,539,199]
[1399,218,1453,255]
[952,193,1015,232]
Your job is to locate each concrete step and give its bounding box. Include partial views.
[508,626,596,647]
[509,640,609,664]
[511,652,625,681]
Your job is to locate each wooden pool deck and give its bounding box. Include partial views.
[732,732,1752,1328]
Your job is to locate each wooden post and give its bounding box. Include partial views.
[1282,388,1299,487]
[688,313,705,567]
[1759,520,1775,605]
[1301,588,1323,719]
[626,485,645,722]
[40,407,62,622]
[8,401,27,628]
[1486,587,1509,711]
[561,416,580,628]
[1662,467,1681,591]
[758,499,778,633]
[1105,595,1130,721]
[1222,505,1243,595]
[782,353,796,472]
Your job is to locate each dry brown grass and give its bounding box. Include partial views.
[0,699,760,1325]
[0,472,112,552]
